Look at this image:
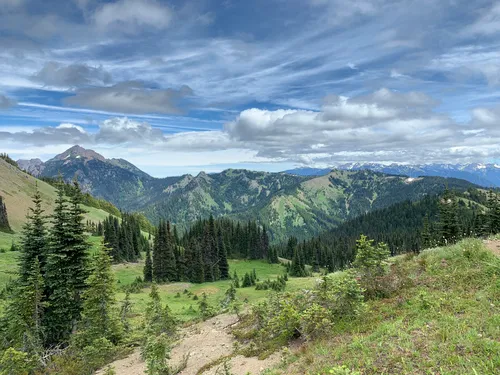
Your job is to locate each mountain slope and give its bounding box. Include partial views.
[285,163,500,187]
[0,158,118,247]
[252,170,478,241]
[21,146,479,241]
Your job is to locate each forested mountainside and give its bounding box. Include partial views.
[275,187,494,275]
[286,162,500,187]
[19,146,479,241]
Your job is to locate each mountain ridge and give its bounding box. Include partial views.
[285,162,500,187]
[16,146,480,241]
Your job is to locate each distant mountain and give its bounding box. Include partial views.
[285,163,500,187]
[18,146,479,241]
[17,158,45,176]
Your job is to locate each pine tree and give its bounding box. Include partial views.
[438,189,460,244]
[152,221,167,282]
[44,180,89,345]
[290,247,307,277]
[143,241,153,283]
[164,222,178,282]
[421,214,432,250]
[19,186,48,283]
[217,227,229,279]
[4,258,46,356]
[191,241,205,284]
[76,242,121,347]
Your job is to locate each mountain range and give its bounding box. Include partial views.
[17,146,479,241]
[285,162,500,187]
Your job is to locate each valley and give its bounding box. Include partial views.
[17,146,478,241]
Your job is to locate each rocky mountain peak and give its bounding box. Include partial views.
[51,145,106,163]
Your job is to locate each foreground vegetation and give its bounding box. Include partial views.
[236,238,500,374]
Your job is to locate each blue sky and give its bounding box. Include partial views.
[1,0,500,176]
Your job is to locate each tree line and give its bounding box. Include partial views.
[275,188,499,274]
[101,214,149,263]
[141,216,274,285]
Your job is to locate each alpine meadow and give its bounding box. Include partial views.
[1,1,500,374]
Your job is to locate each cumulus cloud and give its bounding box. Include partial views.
[64,81,193,114]
[0,94,16,109]
[224,88,486,163]
[3,89,500,166]
[92,0,172,34]
[32,61,112,88]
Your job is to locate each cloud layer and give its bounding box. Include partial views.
[3,89,500,168]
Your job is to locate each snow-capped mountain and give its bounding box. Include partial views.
[285,163,500,187]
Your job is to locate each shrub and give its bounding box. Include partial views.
[353,235,391,299]
[0,347,36,375]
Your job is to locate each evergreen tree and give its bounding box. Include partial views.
[164,221,178,282]
[438,189,460,244]
[421,214,432,250]
[76,243,121,347]
[217,227,229,279]
[0,195,12,233]
[44,180,89,345]
[4,258,46,356]
[143,241,153,283]
[19,186,47,283]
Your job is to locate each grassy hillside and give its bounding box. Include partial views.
[265,238,500,374]
[0,159,123,284]
[113,258,315,322]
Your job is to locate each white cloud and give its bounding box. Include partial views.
[92,0,173,34]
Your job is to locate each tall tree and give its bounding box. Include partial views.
[217,227,229,279]
[76,242,121,347]
[44,180,89,345]
[19,186,48,283]
[143,241,153,283]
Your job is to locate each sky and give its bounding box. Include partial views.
[1,0,500,176]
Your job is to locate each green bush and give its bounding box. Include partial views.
[0,347,35,375]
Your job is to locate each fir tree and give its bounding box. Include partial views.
[143,241,153,283]
[76,242,121,347]
[438,189,460,244]
[19,186,48,283]
[4,258,46,356]
[44,180,89,345]
[217,227,229,279]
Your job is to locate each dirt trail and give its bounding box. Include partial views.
[483,239,500,256]
[97,314,282,375]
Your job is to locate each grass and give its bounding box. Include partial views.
[115,259,317,322]
[265,238,500,375]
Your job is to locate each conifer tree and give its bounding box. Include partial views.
[143,241,153,283]
[217,227,229,279]
[44,180,89,345]
[19,186,48,283]
[76,242,121,347]
[4,258,46,356]
[0,195,12,233]
[421,214,432,249]
[164,221,178,282]
[438,189,460,244]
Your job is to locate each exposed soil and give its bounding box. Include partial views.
[483,239,500,256]
[97,314,282,375]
